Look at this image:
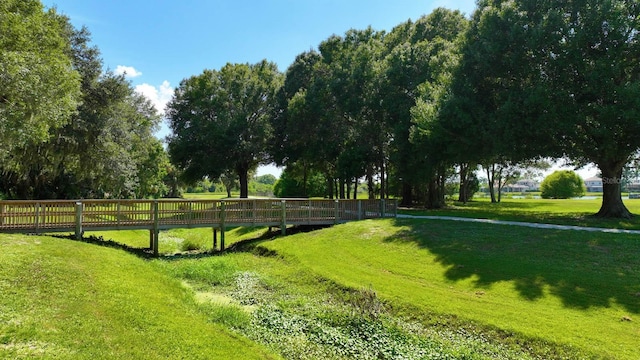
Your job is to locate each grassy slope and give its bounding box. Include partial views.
[260,218,640,359]
[0,234,279,360]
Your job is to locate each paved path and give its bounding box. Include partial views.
[396,214,640,235]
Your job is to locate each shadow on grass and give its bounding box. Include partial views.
[53,234,156,259]
[54,224,332,261]
[386,218,640,314]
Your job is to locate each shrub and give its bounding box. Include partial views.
[540,170,586,199]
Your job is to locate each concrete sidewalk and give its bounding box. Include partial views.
[395,214,640,235]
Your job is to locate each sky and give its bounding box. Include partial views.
[41,0,479,176]
[40,0,596,179]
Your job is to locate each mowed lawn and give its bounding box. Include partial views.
[0,234,279,360]
[260,218,640,359]
[2,210,639,359]
[401,197,640,229]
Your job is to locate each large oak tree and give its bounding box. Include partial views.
[167,61,282,198]
[422,0,639,217]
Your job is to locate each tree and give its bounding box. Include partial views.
[273,165,326,198]
[0,0,80,153]
[0,6,165,199]
[448,0,640,217]
[383,9,469,206]
[540,170,586,199]
[167,61,282,198]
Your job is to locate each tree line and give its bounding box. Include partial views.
[3,1,638,218]
[0,0,169,199]
[167,1,639,218]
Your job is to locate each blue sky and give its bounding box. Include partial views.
[41,0,479,176]
[43,0,477,119]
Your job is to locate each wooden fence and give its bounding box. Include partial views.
[0,198,397,255]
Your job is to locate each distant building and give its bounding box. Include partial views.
[584,176,603,192]
[503,179,540,192]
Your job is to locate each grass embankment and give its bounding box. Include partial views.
[401,197,640,229]
[258,219,640,359]
[0,234,278,360]
[3,215,639,359]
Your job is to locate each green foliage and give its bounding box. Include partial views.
[256,174,277,185]
[167,61,283,198]
[0,0,81,150]
[424,0,639,217]
[273,165,326,198]
[540,170,586,199]
[0,6,168,199]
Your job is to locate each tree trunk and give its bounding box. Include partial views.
[458,163,469,203]
[485,165,497,203]
[400,182,413,206]
[426,178,444,209]
[596,161,633,218]
[366,166,375,199]
[380,158,386,200]
[353,178,358,199]
[238,168,249,198]
[302,162,308,196]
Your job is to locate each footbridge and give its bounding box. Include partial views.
[0,198,397,255]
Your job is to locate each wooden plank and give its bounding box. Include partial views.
[0,199,395,239]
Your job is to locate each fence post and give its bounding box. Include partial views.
[152,200,159,257]
[334,199,340,225]
[381,199,386,218]
[33,202,40,234]
[75,202,83,239]
[357,200,363,220]
[280,200,286,235]
[394,199,398,218]
[116,202,121,229]
[220,201,226,251]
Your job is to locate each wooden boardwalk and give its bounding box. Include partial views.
[0,198,396,255]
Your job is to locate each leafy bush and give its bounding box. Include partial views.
[540,170,586,199]
[274,167,326,198]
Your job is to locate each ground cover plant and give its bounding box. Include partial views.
[399,197,640,230]
[257,219,640,359]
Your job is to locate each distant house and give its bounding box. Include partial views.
[516,179,540,191]
[584,176,603,192]
[503,179,540,193]
[628,182,640,192]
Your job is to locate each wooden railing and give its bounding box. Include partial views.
[0,198,397,255]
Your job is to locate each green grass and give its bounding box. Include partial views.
[0,234,278,359]
[5,213,640,359]
[259,219,640,359]
[401,197,640,229]
[84,226,270,254]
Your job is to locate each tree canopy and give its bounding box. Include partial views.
[0,0,81,152]
[414,0,639,217]
[0,0,169,199]
[540,170,586,199]
[166,61,283,198]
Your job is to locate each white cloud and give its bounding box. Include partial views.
[115,65,143,78]
[135,80,173,114]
